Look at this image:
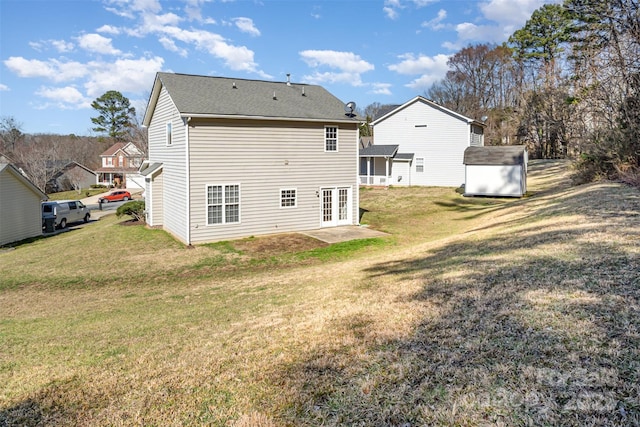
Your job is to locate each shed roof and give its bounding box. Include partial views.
[359,144,399,157]
[144,72,362,126]
[463,146,527,166]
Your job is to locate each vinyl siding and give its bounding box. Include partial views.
[187,118,359,243]
[146,87,188,242]
[0,170,43,245]
[465,165,526,197]
[374,100,471,187]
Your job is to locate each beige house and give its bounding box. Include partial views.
[142,72,362,244]
[0,163,48,246]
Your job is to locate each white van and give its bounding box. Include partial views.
[42,200,91,230]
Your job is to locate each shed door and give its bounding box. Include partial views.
[321,187,351,227]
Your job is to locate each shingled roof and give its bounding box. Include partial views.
[463,146,527,166]
[359,144,399,157]
[144,72,362,125]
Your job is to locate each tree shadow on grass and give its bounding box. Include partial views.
[269,183,640,426]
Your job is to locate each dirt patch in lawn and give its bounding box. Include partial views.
[232,233,328,257]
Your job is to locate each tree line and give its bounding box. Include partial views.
[0,90,147,192]
[362,0,639,185]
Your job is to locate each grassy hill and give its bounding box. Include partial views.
[1,160,638,426]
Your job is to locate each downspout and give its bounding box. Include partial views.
[185,117,191,245]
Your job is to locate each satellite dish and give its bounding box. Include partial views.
[344,101,356,117]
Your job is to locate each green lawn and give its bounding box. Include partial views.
[1,160,639,426]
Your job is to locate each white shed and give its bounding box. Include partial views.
[463,146,528,197]
[0,163,48,246]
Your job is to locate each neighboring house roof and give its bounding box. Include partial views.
[373,104,401,120]
[359,144,399,157]
[463,146,527,166]
[52,162,95,176]
[0,163,47,199]
[100,142,143,157]
[371,96,486,127]
[143,72,363,125]
[394,153,415,161]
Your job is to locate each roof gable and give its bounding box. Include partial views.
[143,72,362,126]
[371,96,482,127]
[0,163,48,199]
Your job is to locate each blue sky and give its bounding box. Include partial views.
[1,0,556,136]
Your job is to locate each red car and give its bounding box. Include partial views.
[98,190,132,203]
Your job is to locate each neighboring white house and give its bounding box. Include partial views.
[360,96,485,187]
[463,145,528,197]
[141,72,361,245]
[0,163,48,246]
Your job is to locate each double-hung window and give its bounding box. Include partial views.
[325,126,337,152]
[416,157,424,173]
[207,184,240,225]
[280,188,297,208]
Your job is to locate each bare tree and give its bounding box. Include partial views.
[0,116,24,153]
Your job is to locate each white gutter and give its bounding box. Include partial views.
[181,113,359,124]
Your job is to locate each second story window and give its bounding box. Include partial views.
[325,126,337,152]
[166,122,173,146]
[106,157,113,167]
[118,155,124,167]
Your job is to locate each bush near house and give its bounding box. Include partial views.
[116,200,145,222]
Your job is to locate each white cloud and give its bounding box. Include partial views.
[303,71,364,86]
[51,40,75,53]
[370,83,392,96]
[444,0,562,48]
[83,56,164,97]
[29,40,74,53]
[4,57,87,82]
[0,84,9,91]
[388,53,450,91]
[422,9,447,30]
[35,86,90,108]
[233,17,260,36]
[76,33,122,55]
[300,50,374,74]
[97,24,121,35]
[300,50,374,87]
[388,53,450,75]
[158,36,188,57]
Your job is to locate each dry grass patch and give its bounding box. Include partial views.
[2,159,639,426]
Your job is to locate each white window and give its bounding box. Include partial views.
[207,184,240,225]
[280,188,297,208]
[118,155,124,167]
[106,157,113,166]
[325,126,337,151]
[166,122,173,146]
[416,157,424,173]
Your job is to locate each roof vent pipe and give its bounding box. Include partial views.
[286,73,291,86]
[273,91,277,100]
[232,82,237,89]
[302,87,306,96]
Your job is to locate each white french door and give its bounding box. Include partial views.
[320,187,351,227]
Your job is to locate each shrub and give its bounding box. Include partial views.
[90,184,107,189]
[116,200,146,223]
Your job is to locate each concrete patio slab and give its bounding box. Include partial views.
[301,225,389,244]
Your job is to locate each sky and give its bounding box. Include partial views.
[1,0,557,136]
